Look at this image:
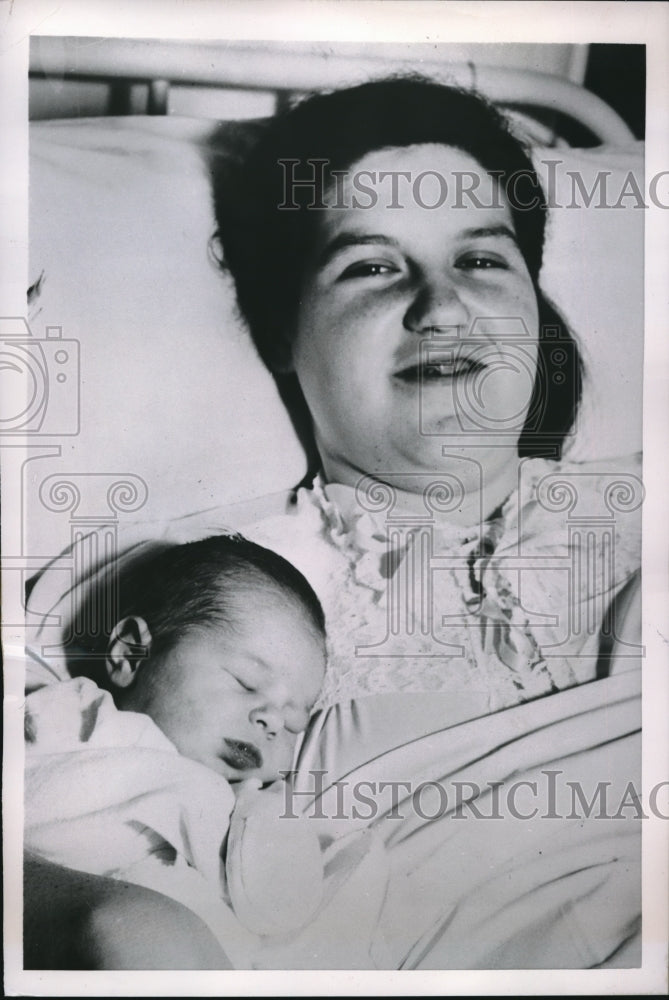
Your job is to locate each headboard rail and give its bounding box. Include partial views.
[30,38,635,145]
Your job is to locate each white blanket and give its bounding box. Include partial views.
[24,674,392,968]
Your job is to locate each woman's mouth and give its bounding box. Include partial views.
[394,356,486,383]
[220,738,263,771]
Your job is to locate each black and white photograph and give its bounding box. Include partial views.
[2,1,668,994]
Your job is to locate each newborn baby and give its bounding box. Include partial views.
[24,534,327,957]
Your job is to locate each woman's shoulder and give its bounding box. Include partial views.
[515,452,643,520]
[506,452,643,577]
[518,449,641,481]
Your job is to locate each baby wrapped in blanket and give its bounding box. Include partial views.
[25,534,389,967]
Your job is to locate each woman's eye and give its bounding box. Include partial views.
[339,261,396,280]
[457,253,507,271]
[235,678,255,693]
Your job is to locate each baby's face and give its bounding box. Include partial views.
[124,588,326,784]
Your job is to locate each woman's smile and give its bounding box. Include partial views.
[393,346,488,383]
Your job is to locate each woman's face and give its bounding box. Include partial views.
[290,144,540,502]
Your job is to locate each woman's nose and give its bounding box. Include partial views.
[249,704,284,739]
[403,274,469,334]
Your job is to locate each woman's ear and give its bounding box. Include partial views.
[106,616,153,689]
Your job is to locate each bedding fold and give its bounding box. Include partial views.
[281,669,641,969]
[23,665,641,968]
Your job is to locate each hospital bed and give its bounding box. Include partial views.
[18,38,644,970]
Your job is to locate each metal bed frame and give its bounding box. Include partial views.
[30,37,635,145]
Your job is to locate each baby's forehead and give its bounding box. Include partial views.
[215,585,325,675]
[224,577,322,633]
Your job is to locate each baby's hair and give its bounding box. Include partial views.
[68,534,325,687]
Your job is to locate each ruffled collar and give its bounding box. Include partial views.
[312,472,522,546]
[297,472,528,595]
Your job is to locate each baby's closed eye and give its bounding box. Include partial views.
[235,677,255,693]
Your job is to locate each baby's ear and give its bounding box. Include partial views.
[105,616,152,689]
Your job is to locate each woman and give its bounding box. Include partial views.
[211,76,639,736]
[24,77,642,969]
[211,78,642,968]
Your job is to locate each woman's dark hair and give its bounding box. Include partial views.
[68,534,325,687]
[212,75,583,460]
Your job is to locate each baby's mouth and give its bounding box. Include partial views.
[394,354,486,383]
[221,738,263,771]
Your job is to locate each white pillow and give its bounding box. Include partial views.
[26,117,643,560]
[536,144,644,463]
[28,117,307,561]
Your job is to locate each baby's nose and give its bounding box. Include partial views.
[249,704,284,739]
